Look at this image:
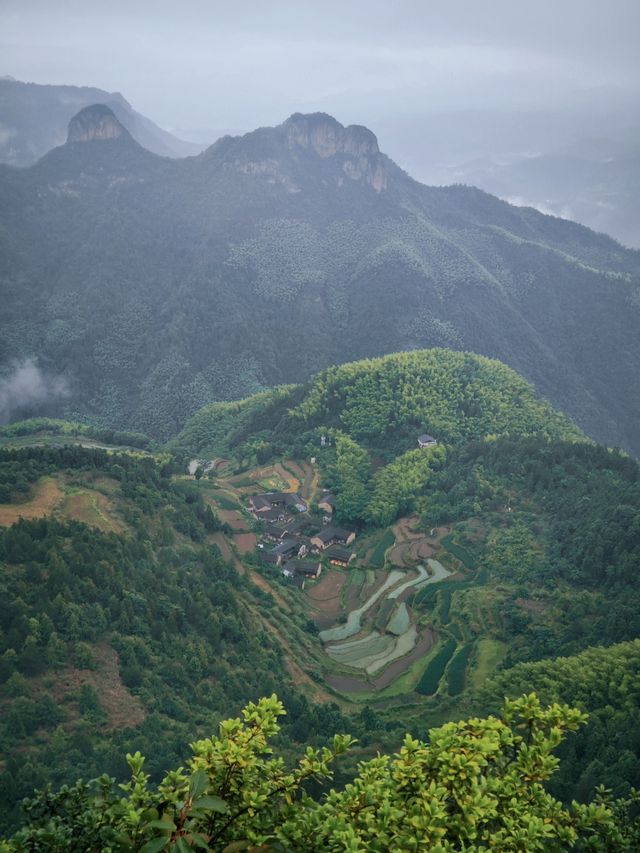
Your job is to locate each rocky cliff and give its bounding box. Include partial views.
[67,104,129,144]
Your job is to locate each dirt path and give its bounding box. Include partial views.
[247,603,336,704]
[305,463,320,502]
[248,570,289,610]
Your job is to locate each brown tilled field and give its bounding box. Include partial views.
[305,570,347,612]
[234,532,257,553]
[60,491,124,534]
[0,477,63,525]
[217,508,249,530]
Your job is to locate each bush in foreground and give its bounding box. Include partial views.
[2,693,638,851]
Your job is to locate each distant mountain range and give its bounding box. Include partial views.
[0,77,204,165]
[377,99,640,249]
[0,103,639,455]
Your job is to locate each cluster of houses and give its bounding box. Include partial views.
[244,429,437,589]
[248,489,356,588]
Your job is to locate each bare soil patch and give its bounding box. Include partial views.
[305,570,346,613]
[417,541,434,559]
[210,531,234,562]
[392,516,424,542]
[234,532,256,553]
[388,542,410,568]
[0,477,63,525]
[282,460,306,480]
[31,644,145,731]
[61,490,124,534]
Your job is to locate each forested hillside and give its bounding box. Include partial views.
[1,352,640,844]
[0,445,359,835]
[171,349,582,460]
[1,107,639,453]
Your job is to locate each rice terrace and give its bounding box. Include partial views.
[189,455,497,708]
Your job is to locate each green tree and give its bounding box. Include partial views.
[1,693,627,852]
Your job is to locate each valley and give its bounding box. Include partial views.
[1,347,640,840]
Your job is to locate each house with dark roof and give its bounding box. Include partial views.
[282,559,322,580]
[417,434,437,448]
[249,491,307,518]
[249,495,273,514]
[264,523,289,542]
[310,526,356,550]
[325,545,356,567]
[266,538,304,566]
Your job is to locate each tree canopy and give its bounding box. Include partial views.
[3,693,637,852]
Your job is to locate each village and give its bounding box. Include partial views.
[180,432,488,701]
[248,488,357,588]
[245,432,438,589]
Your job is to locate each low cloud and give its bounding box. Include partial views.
[0,358,70,423]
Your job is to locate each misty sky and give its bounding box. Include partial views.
[2,0,639,138]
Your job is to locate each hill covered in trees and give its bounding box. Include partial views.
[171,349,582,459]
[0,444,359,835]
[0,106,639,453]
[1,350,640,843]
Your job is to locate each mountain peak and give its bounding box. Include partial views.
[67,104,130,144]
[283,112,380,159]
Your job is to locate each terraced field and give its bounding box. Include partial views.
[192,462,490,704]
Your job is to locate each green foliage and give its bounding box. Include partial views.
[416,639,457,696]
[1,693,626,851]
[0,447,348,835]
[2,108,640,455]
[367,445,446,526]
[480,640,640,803]
[369,529,395,568]
[446,643,473,696]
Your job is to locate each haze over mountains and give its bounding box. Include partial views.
[378,89,640,249]
[0,101,639,455]
[0,77,203,165]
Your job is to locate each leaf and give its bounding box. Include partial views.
[146,818,177,831]
[189,769,208,799]
[174,838,193,853]
[140,837,171,853]
[188,833,210,850]
[191,795,227,813]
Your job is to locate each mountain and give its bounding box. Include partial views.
[373,93,640,249]
[171,348,583,461]
[0,106,639,454]
[0,78,204,165]
[440,135,640,250]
